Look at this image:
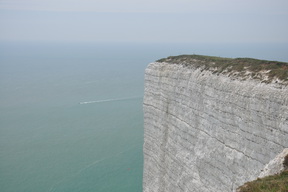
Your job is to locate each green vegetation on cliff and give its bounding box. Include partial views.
[237,171,288,192]
[157,55,288,83]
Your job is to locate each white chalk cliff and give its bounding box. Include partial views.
[143,59,288,192]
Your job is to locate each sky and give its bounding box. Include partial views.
[0,0,288,43]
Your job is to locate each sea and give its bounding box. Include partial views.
[0,42,287,192]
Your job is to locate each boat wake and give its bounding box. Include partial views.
[79,96,142,105]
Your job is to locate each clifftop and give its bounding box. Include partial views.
[157,55,288,84]
[236,170,288,192]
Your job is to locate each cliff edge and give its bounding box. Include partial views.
[143,55,288,192]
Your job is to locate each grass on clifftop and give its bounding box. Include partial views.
[157,55,288,83]
[237,171,288,192]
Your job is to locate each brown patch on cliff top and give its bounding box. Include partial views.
[157,55,288,84]
[284,155,288,169]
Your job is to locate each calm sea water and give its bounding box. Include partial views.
[0,42,287,192]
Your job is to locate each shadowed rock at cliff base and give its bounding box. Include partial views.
[143,57,288,192]
[259,148,288,178]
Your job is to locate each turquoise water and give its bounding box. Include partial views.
[0,43,148,192]
[0,42,287,192]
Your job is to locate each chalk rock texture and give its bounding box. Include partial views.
[143,62,288,192]
[259,148,288,178]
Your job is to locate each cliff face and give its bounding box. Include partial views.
[143,61,288,192]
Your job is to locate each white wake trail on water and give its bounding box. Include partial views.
[79,96,142,105]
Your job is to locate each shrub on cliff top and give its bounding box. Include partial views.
[157,55,288,82]
[236,171,288,192]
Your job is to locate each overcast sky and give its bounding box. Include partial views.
[0,0,288,43]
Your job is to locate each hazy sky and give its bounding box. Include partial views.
[0,0,288,43]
